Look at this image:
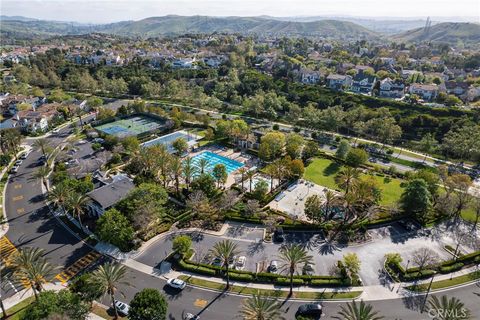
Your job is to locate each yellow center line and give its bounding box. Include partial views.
[14,184,22,189]
[17,208,25,213]
[12,195,24,201]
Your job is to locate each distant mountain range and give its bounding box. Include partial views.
[393,22,480,45]
[1,15,479,46]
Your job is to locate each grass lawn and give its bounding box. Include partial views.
[304,158,405,205]
[179,275,362,300]
[91,304,127,320]
[406,271,480,292]
[4,296,35,320]
[461,204,478,223]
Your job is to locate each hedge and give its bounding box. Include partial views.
[310,278,351,287]
[228,272,255,282]
[178,259,217,276]
[402,270,436,282]
[439,263,464,274]
[274,277,304,286]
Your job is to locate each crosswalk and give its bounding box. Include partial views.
[0,236,31,288]
[54,251,102,284]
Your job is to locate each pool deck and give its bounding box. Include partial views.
[190,145,258,188]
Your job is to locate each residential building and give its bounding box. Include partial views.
[409,83,439,101]
[86,174,135,217]
[299,68,323,84]
[351,72,377,94]
[445,81,470,97]
[379,78,405,99]
[326,74,352,91]
[13,103,61,132]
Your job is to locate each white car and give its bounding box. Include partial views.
[235,256,246,270]
[184,313,200,320]
[20,152,30,160]
[14,160,22,166]
[228,256,237,269]
[114,301,129,316]
[167,278,187,290]
[269,260,279,273]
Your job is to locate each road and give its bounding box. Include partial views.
[1,111,479,319]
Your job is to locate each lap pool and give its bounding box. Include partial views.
[191,151,244,175]
[141,130,199,153]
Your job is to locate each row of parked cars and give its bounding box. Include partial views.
[9,151,32,174]
[211,255,247,270]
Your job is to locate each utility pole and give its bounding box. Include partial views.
[421,274,435,313]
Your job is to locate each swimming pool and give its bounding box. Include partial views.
[141,131,199,152]
[190,151,244,175]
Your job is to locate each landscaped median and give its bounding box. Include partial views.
[178,275,362,300]
[405,271,480,293]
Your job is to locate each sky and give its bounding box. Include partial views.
[2,0,479,24]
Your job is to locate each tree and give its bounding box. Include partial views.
[182,157,197,191]
[169,156,183,194]
[289,159,305,178]
[345,149,368,168]
[172,235,192,257]
[90,263,129,320]
[117,183,168,224]
[0,128,22,155]
[86,96,103,110]
[303,140,319,160]
[96,209,135,252]
[9,247,57,300]
[22,290,90,320]
[412,248,439,272]
[446,174,473,220]
[239,292,285,320]
[245,170,256,193]
[238,167,248,191]
[336,167,360,194]
[129,288,168,320]
[277,244,314,295]
[209,240,240,289]
[418,133,437,162]
[427,295,471,320]
[336,139,351,159]
[198,158,210,174]
[34,138,51,159]
[442,124,480,161]
[191,174,216,198]
[172,137,189,156]
[33,166,51,191]
[258,131,285,161]
[304,194,323,223]
[333,300,384,320]
[212,164,228,187]
[65,193,90,229]
[285,133,305,159]
[252,179,269,201]
[400,179,431,222]
[343,253,361,283]
[69,273,103,304]
[121,136,140,154]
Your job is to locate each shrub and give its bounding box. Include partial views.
[439,263,464,274]
[310,278,350,287]
[402,270,436,281]
[228,272,255,282]
[177,260,217,276]
[274,277,304,286]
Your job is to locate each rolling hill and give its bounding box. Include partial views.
[0,15,380,40]
[393,22,480,46]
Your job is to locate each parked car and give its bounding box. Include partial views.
[235,256,246,271]
[228,256,237,269]
[10,165,19,174]
[268,260,278,273]
[273,227,285,243]
[20,152,29,160]
[296,303,323,319]
[114,301,130,316]
[14,160,22,166]
[184,313,200,320]
[211,257,222,267]
[167,278,187,290]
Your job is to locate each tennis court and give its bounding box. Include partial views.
[95,115,166,138]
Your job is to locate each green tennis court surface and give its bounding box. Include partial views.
[95,115,166,138]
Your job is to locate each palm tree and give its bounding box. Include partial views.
[245,170,255,193]
[198,158,210,175]
[65,193,90,229]
[48,186,72,213]
[9,247,57,300]
[33,138,49,158]
[427,295,471,320]
[335,167,360,194]
[90,263,129,320]
[182,157,197,191]
[169,156,183,194]
[333,300,384,320]
[277,244,314,296]
[33,166,51,191]
[238,167,248,191]
[323,190,338,220]
[209,240,240,289]
[239,291,285,320]
[264,164,276,192]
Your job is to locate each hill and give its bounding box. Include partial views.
[393,22,480,46]
[0,15,380,40]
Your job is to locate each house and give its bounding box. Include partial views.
[409,84,439,101]
[326,74,352,91]
[466,86,480,102]
[445,81,470,97]
[379,78,405,99]
[401,69,421,80]
[203,55,226,68]
[351,72,377,94]
[299,69,323,84]
[13,103,61,132]
[86,174,135,217]
[172,58,196,69]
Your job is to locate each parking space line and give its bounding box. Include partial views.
[0,236,32,288]
[12,195,24,201]
[54,251,101,284]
